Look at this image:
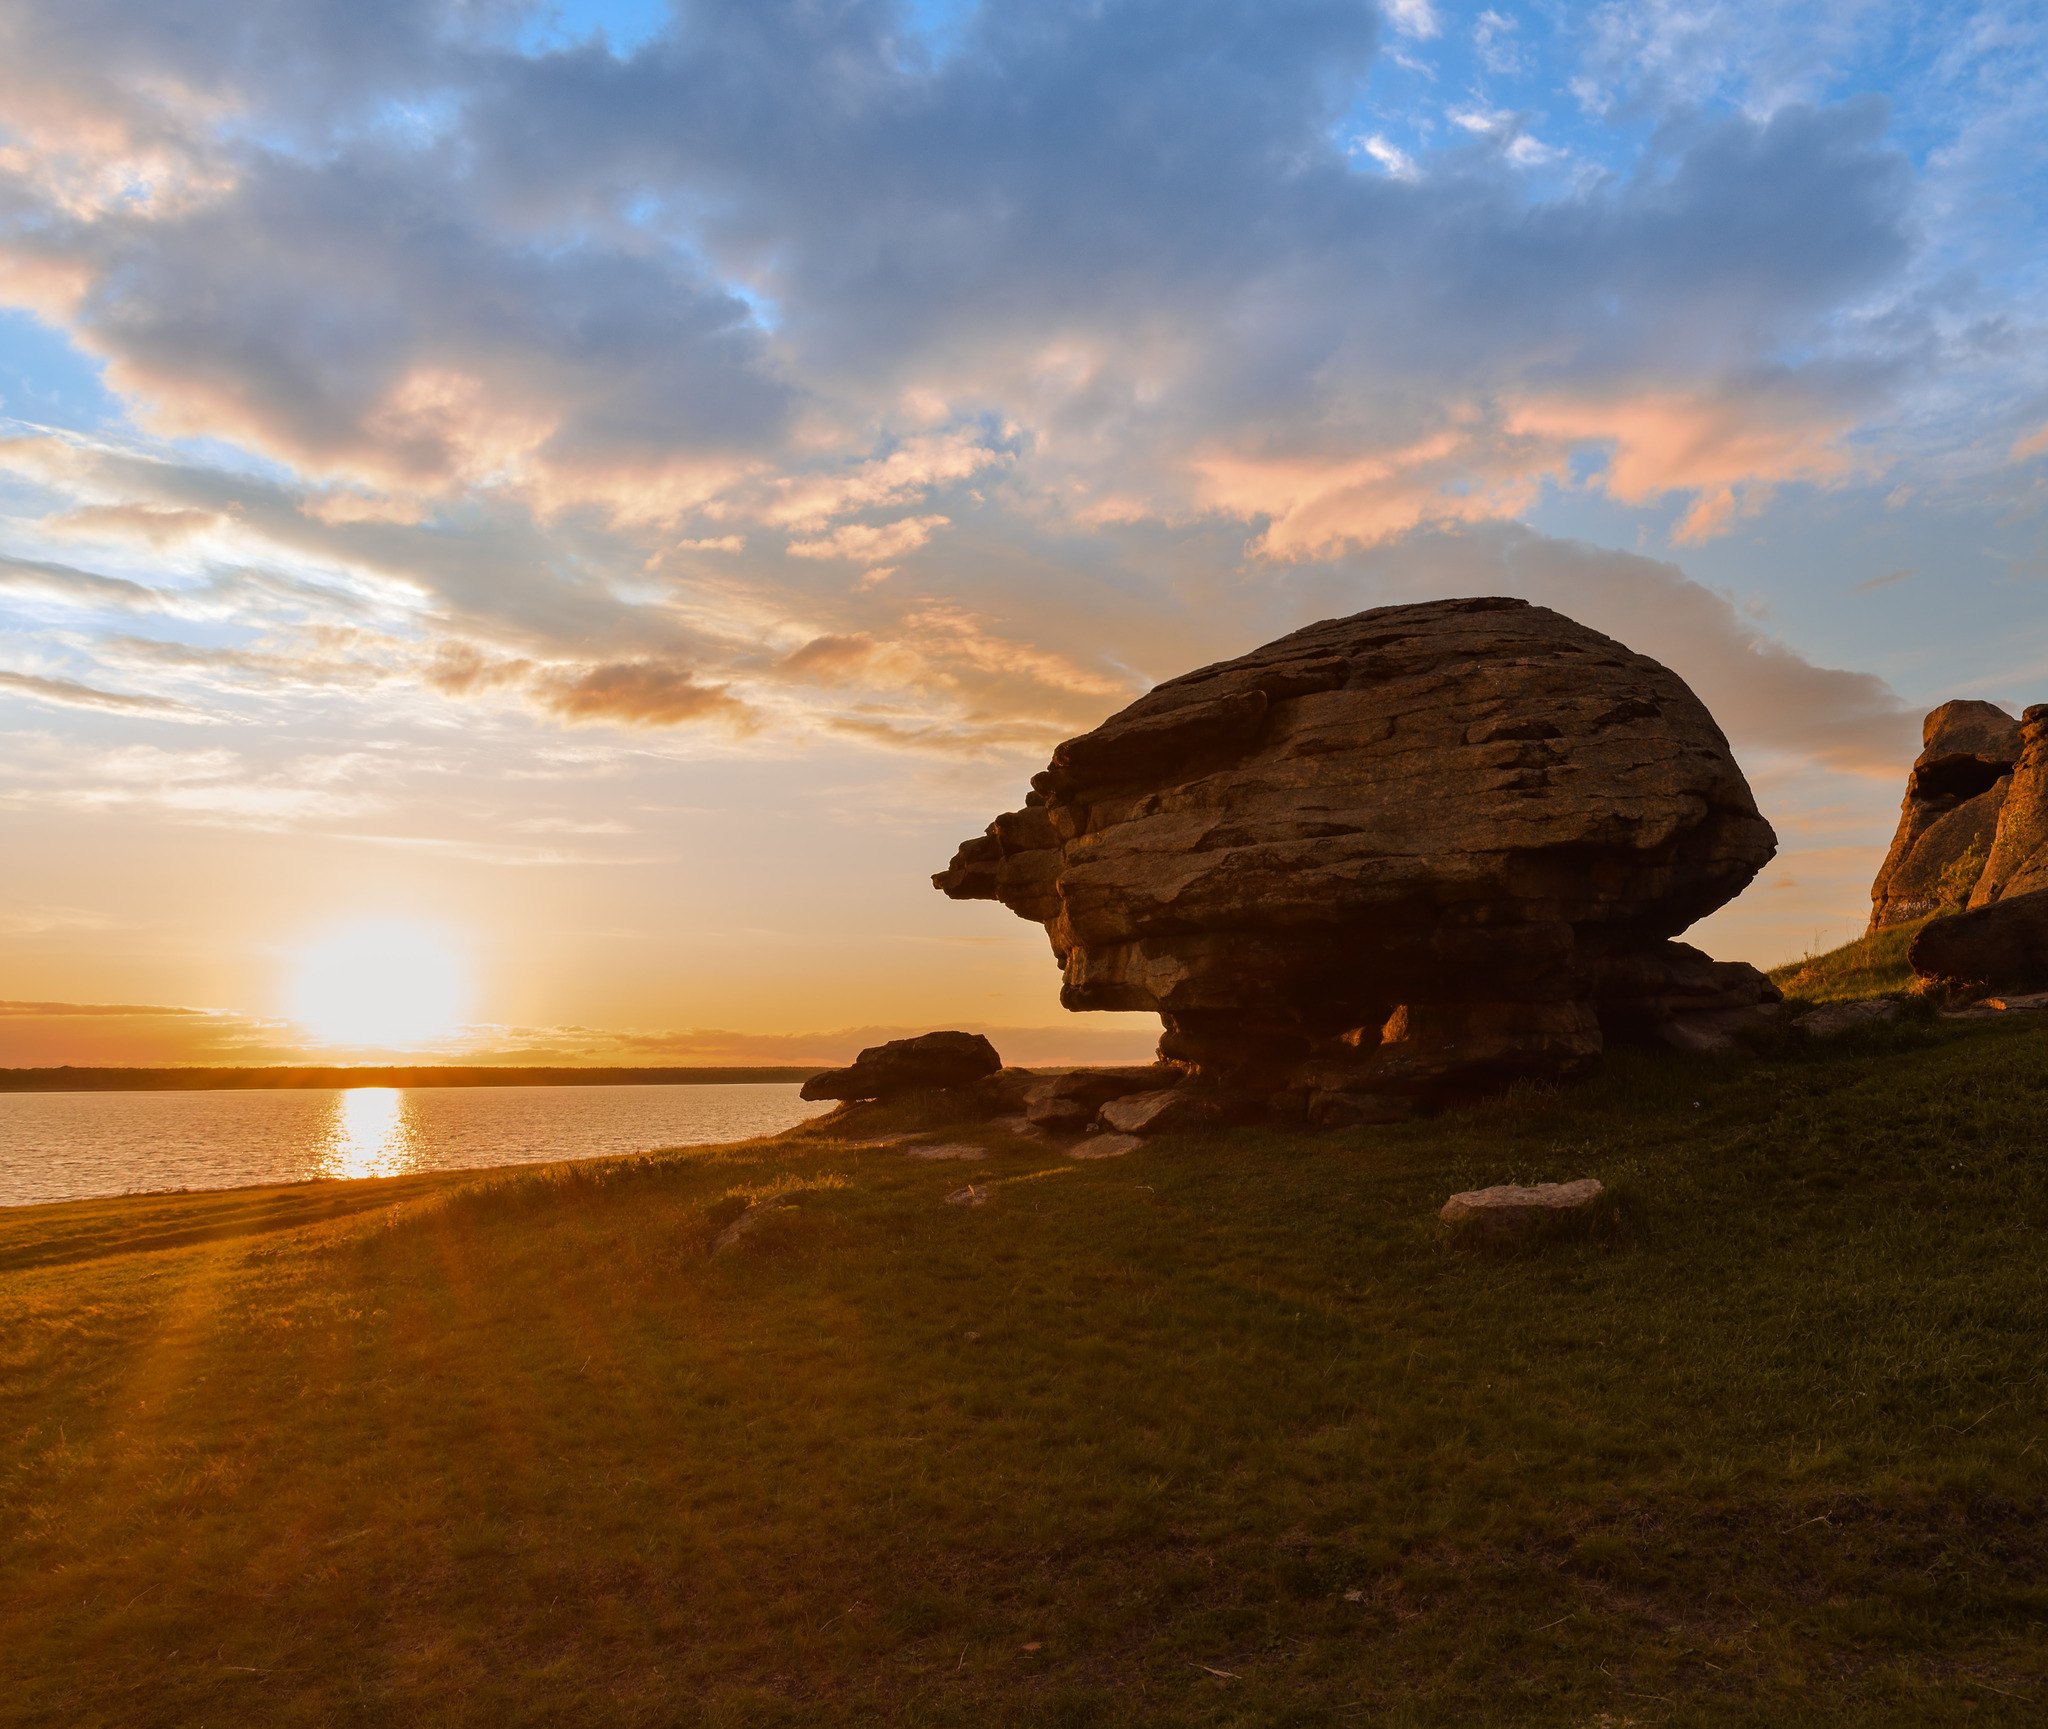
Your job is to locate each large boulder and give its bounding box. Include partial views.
[799,1031,1002,1102]
[1869,700,2022,929]
[1909,888,2048,993]
[934,597,1779,1107]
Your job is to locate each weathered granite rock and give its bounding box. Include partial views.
[1870,701,2022,929]
[1440,1178,1604,1238]
[1792,999,1901,1037]
[798,1030,1001,1102]
[935,597,1778,1108]
[1023,1064,1178,1131]
[1969,705,2048,910]
[1097,1088,1225,1134]
[1909,887,2048,991]
[902,1142,987,1160]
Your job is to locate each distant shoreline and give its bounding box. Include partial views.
[0,1066,828,1094]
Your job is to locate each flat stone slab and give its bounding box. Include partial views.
[989,1114,1054,1140]
[1943,990,2048,1019]
[1793,999,1901,1036]
[712,1192,807,1252]
[903,1142,987,1161]
[1440,1179,1603,1236]
[1066,1132,1148,1160]
[1656,1003,1780,1053]
[945,1185,991,1207]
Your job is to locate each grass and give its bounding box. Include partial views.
[1770,915,1936,1006]
[4,1008,2047,1725]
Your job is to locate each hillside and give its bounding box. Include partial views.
[2,984,2044,1725]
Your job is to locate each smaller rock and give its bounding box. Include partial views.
[1066,1132,1147,1160]
[946,1184,991,1206]
[990,1113,1052,1139]
[904,1142,987,1160]
[1098,1089,1223,1134]
[1792,999,1901,1037]
[712,1192,806,1252]
[1941,989,2048,1020]
[1655,1003,1780,1053]
[1909,888,2048,991]
[1440,1178,1604,1238]
[1307,1091,1417,1128]
[799,1030,1002,1102]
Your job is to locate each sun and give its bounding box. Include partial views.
[290,921,469,1049]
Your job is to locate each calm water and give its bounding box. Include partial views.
[0,1083,831,1209]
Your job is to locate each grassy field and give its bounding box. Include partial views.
[4,984,2046,1724]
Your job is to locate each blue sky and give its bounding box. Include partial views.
[2,1,2046,1062]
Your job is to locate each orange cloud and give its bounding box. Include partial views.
[1508,385,1857,542]
[786,514,951,561]
[529,660,753,730]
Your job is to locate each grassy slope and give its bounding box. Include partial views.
[1770,916,1932,1007]
[4,1014,2046,1727]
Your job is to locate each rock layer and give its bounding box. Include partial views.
[935,597,1779,1107]
[1869,700,2023,929]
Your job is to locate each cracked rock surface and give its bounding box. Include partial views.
[936,596,1780,1108]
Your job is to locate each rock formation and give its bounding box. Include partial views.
[1968,705,2048,908]
[935,597,1781,1115]
[1908,888,2048,993]
[799,1031,1001,1102]
[1868,701,2024,929]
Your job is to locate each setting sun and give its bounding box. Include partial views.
[290,922,469,1050]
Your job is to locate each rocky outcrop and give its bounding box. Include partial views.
[799,1031,1001,1102]
[1869,701,2023,929]
[936,597,1779,1110]
[1968,706,2048,909]
[1909,888,2048,992]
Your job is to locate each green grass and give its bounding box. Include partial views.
[1770,915,1936,1006]
[5,1014,2047,1726]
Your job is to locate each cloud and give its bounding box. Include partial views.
[1289,522,1915,777]
[529,660,752,729]
[786,515,950,562]
[0,551,164,612]
[1383,0,1442,42]
[0,667,208,718]
[1352,134,1420,181]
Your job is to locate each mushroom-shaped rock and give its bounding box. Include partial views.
[799,1031,1002,1102]
[1869,700,2022,930]
[933,597,1779,1107]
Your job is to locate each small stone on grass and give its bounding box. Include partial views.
[1067,1132,1147,1160]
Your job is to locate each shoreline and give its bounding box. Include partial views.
[0,1064,826,1093]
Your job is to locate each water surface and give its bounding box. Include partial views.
[0,1083,830,1209]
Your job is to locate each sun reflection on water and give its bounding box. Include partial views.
[331,1087,413,1179]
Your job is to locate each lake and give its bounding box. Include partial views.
[0,1083,833,1209]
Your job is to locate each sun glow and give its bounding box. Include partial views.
[291,921,469,1049]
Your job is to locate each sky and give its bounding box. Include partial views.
[3,0,2048,1068]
